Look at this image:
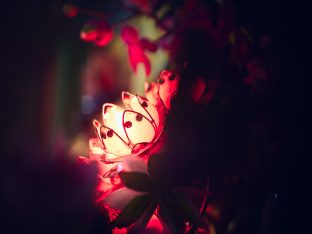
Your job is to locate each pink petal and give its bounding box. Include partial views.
[144,82,159,105]
[158,70,180,110]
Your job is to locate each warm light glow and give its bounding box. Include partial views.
[89,69,179,162]
[78,70,181,233]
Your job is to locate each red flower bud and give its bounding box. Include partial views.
[80,19,113,47]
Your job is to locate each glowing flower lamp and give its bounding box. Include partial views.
[89,70,179,162]
[79,70,179,230]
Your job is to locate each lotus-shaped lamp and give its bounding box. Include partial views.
[89,70,180,164]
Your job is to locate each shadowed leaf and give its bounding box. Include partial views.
[120,172,153,192]
[158,196,184,234]
[172,192,209,230]
[112,194,154,228]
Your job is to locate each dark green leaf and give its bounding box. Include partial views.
[112,194,153,228]
[119,172,152,192]
[158,196,185,234]
[128,199,158,232]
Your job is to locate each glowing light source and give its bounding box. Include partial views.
[89,70,179,162]
[77,70,180,232]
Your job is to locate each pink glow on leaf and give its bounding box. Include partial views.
[112,228,127,234]
[191,77,207,103]
[145,214,164,233]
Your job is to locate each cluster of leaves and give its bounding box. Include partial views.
[109,155,210,233]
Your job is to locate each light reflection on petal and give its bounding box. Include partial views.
[103,103,128,142]
[99,125,132,156]
[122,91,159,127]
[123,110,155,145]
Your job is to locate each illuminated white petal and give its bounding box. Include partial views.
[158,70,180,110]
[103,187,146,211]
[88,152,117,177]
[92,119,102,139]
[89,138,105,155]
[123,110,155,145]
[102,103,128,142]
[122,155,148,174]
[122,91,160,127]
[99,125,132,156]
[144,82,159,105]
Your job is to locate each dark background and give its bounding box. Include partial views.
[0,0,304,233]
